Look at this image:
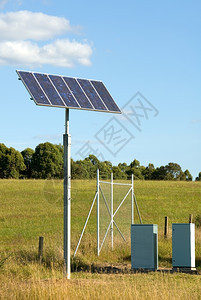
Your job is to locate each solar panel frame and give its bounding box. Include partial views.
[17,70,121,114]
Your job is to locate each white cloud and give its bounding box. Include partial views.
[0,10,93,67]
[0,39,92,67]
[0,40,39,66]
[0,10,76,41]
[40,39,92,67]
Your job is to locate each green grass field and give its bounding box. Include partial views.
[0,179,201,299]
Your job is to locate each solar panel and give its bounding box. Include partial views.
[49,75,79,108]
[77,79,107,111]
[17,70,121,113]
[91,80,121,112]
[34,73,65,107]
[18,71,50,105]
[63,77,93,110]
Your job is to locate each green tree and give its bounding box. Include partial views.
[127,159,144,179]
[84,156,98,178]
[88,154,100,166]
[151,166,167,180]
[112,166,127,179]
[142,163,155,180]
[165,162,182,180]
[99,161,112,179]
[118,162,128,171]
[21,148,35,178]
[0,143,25,178]
[179,171,186,181]
[130,167,144,180]
[86,155,112,179]
[71,155,112,180]
[0,143,7,178]
[31,142,63,179]
[151,163,185,181]
[71,159,90,179]
[118,162,128,178]
[184,169,193,181]
[195,172,201,181]
[130,159,140,168]
[55,144,64,156]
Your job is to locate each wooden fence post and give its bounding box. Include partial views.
[38,236,44,263]
[189,214,193,223]
[164,216,168,238]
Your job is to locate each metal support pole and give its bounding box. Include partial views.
[131,174,134,224]
[111,172,114,250]
[97,169,100,256]
[63,109,71,279]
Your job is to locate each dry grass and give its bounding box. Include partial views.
[0,271,201,300]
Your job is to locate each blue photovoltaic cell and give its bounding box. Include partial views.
[17,70,121,113]
[18,71,50,105]
[34,73,65,107]
[49,75,79,108]
[77,79,107,111]
[63,77,93,109]
[91,80,121,112]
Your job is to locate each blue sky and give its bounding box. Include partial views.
[0,0,200,179]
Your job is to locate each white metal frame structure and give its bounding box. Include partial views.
[74,169,142,257]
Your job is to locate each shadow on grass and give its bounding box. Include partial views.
[121,255,131,262]
[4,249,200,274]
[195,258,201,270]
[71,256,91,272]
[71,255,132,273]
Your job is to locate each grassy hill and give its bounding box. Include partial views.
[0,179,201,299]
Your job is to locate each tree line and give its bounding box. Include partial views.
[0,142,201,181]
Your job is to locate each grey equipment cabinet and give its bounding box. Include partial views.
[131,224,158,270]
[172,223,195,269]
